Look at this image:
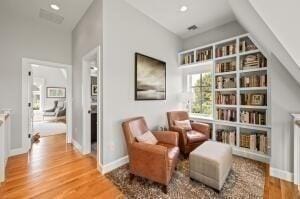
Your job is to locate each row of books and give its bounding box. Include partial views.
[240,133,268,153]
[215,43,236,58]
[241,53,267,69]
[215,60,236,73]
[240,93,266,106]
[217,109,237,122]
[196,49,212,62]
[216,93,236,105]
[240,74,267,88]
[216,76,236,89]
[239,39,257,52]
[216,130,236,146]
[240,111,266,125]
[182,53,194,65]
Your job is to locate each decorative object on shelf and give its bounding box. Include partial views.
[135,53,166,100]
[240,53,267,70]
[240,93,266,106]
[240,132,267,153]
[91,85,97,96]
[46,87,66,98]
[196,48,212,62]
[217,108,237,122]
[239,37,257,52]
[179,92,194,110]
[216,76,236,89]
[216,93,236,105]
[240,110,266,125]
[216,60,236,73]
[216,129,236,146]
[240,74,267,87]
[215,42,236,58]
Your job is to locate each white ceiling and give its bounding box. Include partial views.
[0,0,94,32]
[125,0,236,38]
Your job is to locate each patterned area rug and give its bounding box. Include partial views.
[106,155,265,198]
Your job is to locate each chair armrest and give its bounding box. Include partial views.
[191,122,210,137]
[153,131,178,146]
[130,142,168,183]
[169,126,188,145]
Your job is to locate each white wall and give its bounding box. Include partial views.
[270,54,300,173]
[72,0,103,144]
[32,66,67,110]
[102,0,183,165]
[0,8,71,149]
[183,21,246,50]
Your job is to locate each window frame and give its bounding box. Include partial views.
[186,69,213,118]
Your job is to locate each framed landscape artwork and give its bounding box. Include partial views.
[46,87,66,98]
[135,53,166,100]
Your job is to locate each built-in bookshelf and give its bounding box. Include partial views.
[178,33,271,163]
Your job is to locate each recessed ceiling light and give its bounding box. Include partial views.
[50,4,60,11]
[180,5,188,12]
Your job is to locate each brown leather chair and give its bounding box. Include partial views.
[122,117,179,193]
[167,111,210,157]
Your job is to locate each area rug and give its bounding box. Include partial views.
[106,155,265,198]
[33,121,66,137]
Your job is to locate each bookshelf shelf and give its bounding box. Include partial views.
[240,87,268,91]
[178,33,271,163]
[215,71,237,76]
[239,67,267,73]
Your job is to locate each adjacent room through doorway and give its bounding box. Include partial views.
[31,65,68,138]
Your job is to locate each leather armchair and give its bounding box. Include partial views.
[167,111,210,157]
[122,117,179,193]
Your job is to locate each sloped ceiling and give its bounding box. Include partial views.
[249,0,300,66]
[229,0,300,84]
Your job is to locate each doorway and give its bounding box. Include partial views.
[22,58,72,152]
[82,46,101,167]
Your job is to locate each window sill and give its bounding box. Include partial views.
[189,114,213,122]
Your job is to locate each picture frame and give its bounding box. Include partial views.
[91,85,97,96]
[251,94,264,106]
[46,87,66,98]
[135,53,166,100]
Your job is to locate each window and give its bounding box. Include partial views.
[32,91,41,111]
[187,72,212,117]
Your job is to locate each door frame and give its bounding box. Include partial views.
[81,46,102,166]
[22,58,72,152]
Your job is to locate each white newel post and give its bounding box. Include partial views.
[0,111,11,183]
[292,114,300,185]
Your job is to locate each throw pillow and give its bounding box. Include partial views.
[136,131,158,145]
[174,120,192,130]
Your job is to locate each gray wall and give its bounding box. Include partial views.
[72,0,103,144]
[183,21,246,50]
[0,7,71,149]
[102,0,183,165]
[270,54,300,173]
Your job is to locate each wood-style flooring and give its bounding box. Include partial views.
[0,134,123,199]
[0,133,299,198]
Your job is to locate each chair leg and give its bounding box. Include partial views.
[162,185,168,194]
[129,173,134,183]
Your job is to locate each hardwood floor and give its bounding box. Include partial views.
[0,134,299,198]
[264,165,300,199]
[0,134,123,199]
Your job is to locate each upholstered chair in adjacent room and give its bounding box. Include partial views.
[167,111,210,157]
[122,117,179,193]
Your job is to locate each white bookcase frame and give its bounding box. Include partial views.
[178,33,271,163]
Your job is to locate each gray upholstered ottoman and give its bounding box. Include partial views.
[189,141,232,191]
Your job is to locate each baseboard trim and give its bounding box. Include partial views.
[270,167,294,182]
[9,147,28,157]
[101,156,129,174]
[72,139,82,153]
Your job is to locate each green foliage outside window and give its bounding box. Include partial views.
[190,72,212,117]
